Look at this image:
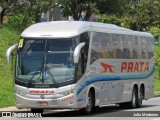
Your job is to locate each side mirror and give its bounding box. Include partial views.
[73,42,85,63]
[6,44,18,64]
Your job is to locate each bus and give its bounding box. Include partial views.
[6,21,154,114]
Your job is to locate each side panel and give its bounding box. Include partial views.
[75,31,154,106]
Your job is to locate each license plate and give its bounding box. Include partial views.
[37,102,48,106]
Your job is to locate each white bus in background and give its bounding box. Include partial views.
[6,21,154,114]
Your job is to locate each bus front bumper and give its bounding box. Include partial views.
[15,93,82,109]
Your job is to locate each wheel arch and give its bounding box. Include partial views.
[85,86,96,107]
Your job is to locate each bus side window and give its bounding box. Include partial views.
[133,36,138,59]
[128,36,133,59]
[147,38,154,59]
[140,37,148,59]
[101,33,112,58]
[91,32,102,63]
[112,34,123,59]
[123,35,130,59]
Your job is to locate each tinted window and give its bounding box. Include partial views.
[147,37,154,59]
[91,32,102,63]
[132,36,139,59]
[123,35,130,59]
[20,39,45,52]
[101,34,113,58]
[112,34,123,59]
[140,37,148,59]
[47,39,77,51]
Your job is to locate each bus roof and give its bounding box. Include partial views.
[21,21,153,38]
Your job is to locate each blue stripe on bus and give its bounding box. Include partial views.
[77,65,155,95]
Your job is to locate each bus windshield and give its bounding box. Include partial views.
[16,38,78,87]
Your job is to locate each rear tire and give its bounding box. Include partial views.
[128,87,137,109]
[137,87,143,108]
[119,103,128,108]
[31,108,44,114]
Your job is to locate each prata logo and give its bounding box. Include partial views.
[100,62,115,73]
[100,61,150,73]
[29,90,54,94]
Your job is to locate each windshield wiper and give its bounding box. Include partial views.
[28,57,44,88]
[28,57,59,88]
[45,65,59,88]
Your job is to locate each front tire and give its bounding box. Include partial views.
[80,92,93,114]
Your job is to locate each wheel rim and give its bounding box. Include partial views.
[86,93,92,112]
[138,89,143,105]
[132,89,136,107]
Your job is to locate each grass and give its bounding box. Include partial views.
[154,67,160,89]
[154,45,160,94]
[0,26,19,108]
[0,26,160,108]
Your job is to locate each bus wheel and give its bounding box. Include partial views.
[128,87,137,109]
[92,106,99,112]
[119,103,128,108]
[31,108,44,114]
[137,87,143,108]
[80,92,93,114]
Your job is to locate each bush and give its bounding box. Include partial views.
[97,14,122,26]
[155,56,160,80]
[7,13,34,32]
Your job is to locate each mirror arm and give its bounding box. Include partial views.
[6,44,18,64]
[73,42,85,63]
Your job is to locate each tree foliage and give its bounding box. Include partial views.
[97,14,122,26]
[0,0,160,35]
[155,56,160,80]
[57,0,98,21]
[14,0,55,23]
[0,0,17,24]
[149,27,160,39]
[96,0,131,17]
[131,0,160,31]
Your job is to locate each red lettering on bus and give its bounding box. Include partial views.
[144,62,149,71]
[134,62,139,72]
[121,62,127,72]
[140,62,144,72]
[120,62,149,72]
[128,62,133,72]
[29,90,54,94]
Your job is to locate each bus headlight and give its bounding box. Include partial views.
[61,89,75,96]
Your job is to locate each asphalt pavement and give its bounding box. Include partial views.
[0,97,160,119]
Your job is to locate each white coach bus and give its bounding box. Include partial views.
[6,21,154,114]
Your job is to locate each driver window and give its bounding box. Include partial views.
[76,32,89,79]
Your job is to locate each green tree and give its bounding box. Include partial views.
[131,0,160,31]
[97,14,122,26]
[14,0,55,23]
[57,0,98,21]
[149,27,160,39]
[155,57,160,80]
[0,0,17,24]
[96,0,131,17]
[58,0,133,21]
